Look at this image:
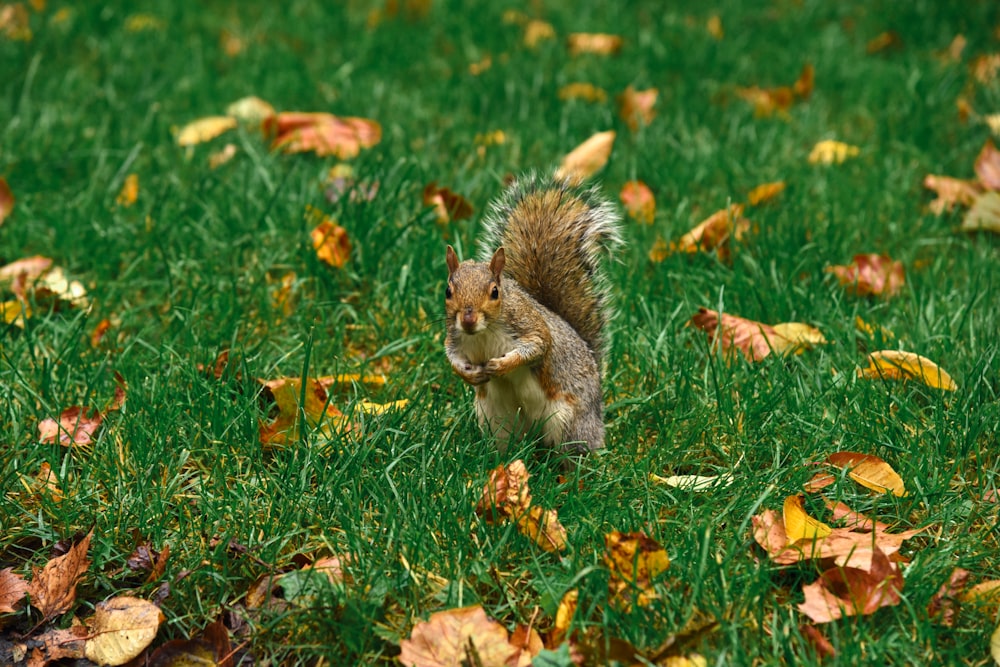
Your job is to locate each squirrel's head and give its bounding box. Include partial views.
[445,246,505,334]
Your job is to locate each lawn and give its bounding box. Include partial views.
[1,1,999,665]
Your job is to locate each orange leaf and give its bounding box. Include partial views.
[825,253,905,297]
[311,219,351,268]
[974,139,1000,190]
[798,548,903,623]
[0,4,31,40]
[27,530,93,621]
[783,495,832,543]
[423,183,473,224]
[617,86,658,131]
[619,180,655,224]
[793,63,815,99]
[399,605,520,667]
[860,349,957,391]
[747,181,785,206]
[866,31,902,54]
[116,173,139,207]
[689,307,787,362]
[604,530,670,609]
[516,505,568,553]
[475,460,532,520]
[736,85,794,117]
[38,406,105,447]
[176,116,238,146]
[670,204,749,260]
[0,567,28,613]
[0,177,14,225]
[266,112,381,158]
[554,130,615,184]
[923,174,983,214]
[257,377,349,445]
[558,83,607,103]
[566,32,622,56]
[826,451,906,497]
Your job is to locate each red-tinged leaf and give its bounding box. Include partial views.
[0,567,28,613]
[690,307,783,362]
[923,174,983,214]
[145,618,231,667]
[423,183,474,224]
[823,500,888,533]
[38,407,104,447]
[797,548,903,623]
[826,253,905,298]
[265,112,381,158]
[0,177,14,225]
[800,624,836,658]
[27,530,92,621]
[618,86,658,131]
[399,605,519,667]
[0,255,53,285]
[927,568,970,626]
[670,204,749,261]
[620,180,656,224]
[975,139,1000,190]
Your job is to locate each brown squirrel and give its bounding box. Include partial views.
[444,174,623,456]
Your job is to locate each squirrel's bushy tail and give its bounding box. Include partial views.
[478,173,623,364]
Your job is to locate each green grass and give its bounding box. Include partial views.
[2,0,999,664]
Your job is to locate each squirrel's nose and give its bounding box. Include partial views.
[461,308,478,331]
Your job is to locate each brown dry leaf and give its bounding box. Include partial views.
[27,530,92,621]
[509,624,543,667]
[38,407,105,447]
[973,53,1000,85]
[809,140,860,165]
[566,32,622,56]
[619,180,655,224]
[265,112,381,158]
[670,204,749,260]
[311,218,351,268]
[866,31,902,54]
[962,580,1000,612]
[752,508,922,570]
[927,568,970,626]
[549,589,577,648]
[84,596,163,666]
[176,116,238,147]
[923,174,983,214]
[219,29,245,57]
[554,130,616,184]
[144,618,231,667]
[516,505,568,553]
[800,624,836,658]
[689,307,786,362]
[942,34,967,62]
[476,460,532,521]
[962,190,1000,233]
[860,350,958,391]
[826,451,906,497]
[25,627,88,665]
[797,548,903,623]
[423,183,473,224]
[225,95,276,124]
[783,495,832,543]
[558,83,607,103]
[826,253,905,298]
[523,19,555,48]
[794,63,815,99]
[974,139,1000,190]
[605,530,670,609]
[0,567,28,613]
[258,377,349,445]
[618,86,658,131]
[115,173,138,207]
[399,605,520,667]
[0,177,14,225]
[0,3,31,40]
[747,181,785,206]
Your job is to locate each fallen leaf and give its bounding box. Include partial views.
[783,495,832,543]
[399,605,520,667]
[356,398,409,415]
[219,28,245,57]
[859,350,958,391]
[927,568,970,626]
[0,3,31,40]
[941,34,966,62]
[770,322,827,354]
[516,505,568,553]
[27,530,92,621]
[509,624,543,667]
[648,236,669,263]
[973,54,1000,85]
[258,377,349,445]
[670,204,749,260]
[468,55,492,75]
[618,86,658,131]
[176,116,238,147]
[566,33,622,56]
[800,624,836,658]
[808,140,860,165]
[649,472,734,491]
[0,177,14,225]
[554,130,616,184]
[619,180,655,224]
[797,548,903,623]
[124,13,164,32]
[962,580,1000,612]
[266,112,381,158]
[793,64,815,99]
[311,218,351,268]
[689,307,785,362]
[962,190,1000,233]
[33,266,89,308]
[747,181,785,206]
[0,567,28,613]
[923,174,983,214]
[866,31,902,54]
[974,139,1000,189]
[605,530,670,609]
[208,143,238,169]
[84,597,163,666]
[706,14,723,40]
[0,255,53,285]
[826,451,906,497]
[736,84,794,117]
[115,173,139,207]
[423,183,473,224]
[1,299,29,327]
[549,589,577,648]
[225,95,276,124]
[558,83,607,103]
[144,618,231,667]
[826,253,905,298]
[992,622,1000,666]
[25,627,88,664]
[38,406,105,447]
[476,460,532,520]
[523,19,555,48]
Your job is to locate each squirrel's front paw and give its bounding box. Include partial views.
[459,363,491,386]
[485,356,512,377]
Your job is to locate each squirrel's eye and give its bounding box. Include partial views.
[490,284,499,300]
[445,285,453,299]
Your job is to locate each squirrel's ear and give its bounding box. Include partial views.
[489,247,505,278]
[446,245,459,274]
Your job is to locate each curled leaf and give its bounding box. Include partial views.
[555,131,616,184]
[826,451,906,497]
[783,495,832,543]
[670,204,749,261]
[826,253,905,298]
[177,116,238,146]
[860,350,957,391]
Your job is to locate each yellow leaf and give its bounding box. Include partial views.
[604,530,669,609]
[177,116,238,146]
[649,472,734,491]
[860,350,958,391]
[0,4,32,40]
[808,140,860,165]
[782,494,832,543]
[311,219,351,268]
[706,14,723,40]
[356,399,409,415]
[516,505,568,553]
[826,451,907,497]
[123,14,164,32]
[854,316,894,340]
[770,322,827,354]
[550,589,577,647]
[747,181,785,206]
[962,191,1000,234]
[566,32,623,56]
[225,96,275,124]
[554,130,615,184]
[116,174,139,207]
[558,82,608,103]
[84,597,163,666]
[523,19,555,48]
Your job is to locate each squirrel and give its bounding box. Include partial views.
[444,174,623,457]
